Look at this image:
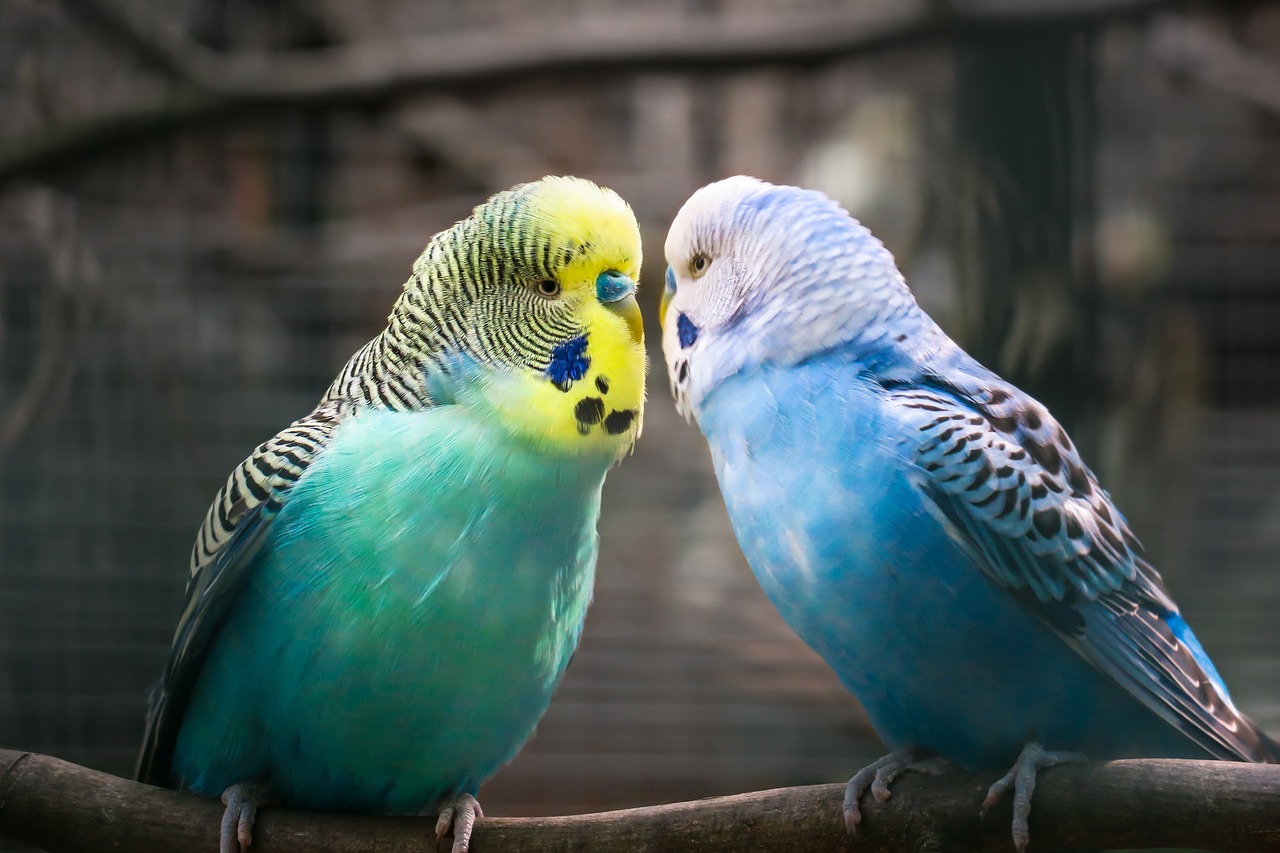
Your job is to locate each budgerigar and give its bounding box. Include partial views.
[137,177,646,853]
[660,176,1277,850]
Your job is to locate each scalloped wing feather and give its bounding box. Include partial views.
[885,376,1275,764]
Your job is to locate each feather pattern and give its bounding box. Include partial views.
[140,401,353,784]
[881,367,1272,763]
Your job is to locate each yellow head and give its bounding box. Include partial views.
[380,176,646,460]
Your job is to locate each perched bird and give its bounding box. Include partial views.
[138,177,646,853]
[660,176,1276,851]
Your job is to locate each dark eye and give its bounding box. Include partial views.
[536,279,561,298]
[691,253,710,278]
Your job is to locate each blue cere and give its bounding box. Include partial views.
[595,270,635,303]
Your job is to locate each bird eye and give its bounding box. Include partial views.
[690,253,711,279]
[536,279,561,298]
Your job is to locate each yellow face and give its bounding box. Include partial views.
[471,177,646,460]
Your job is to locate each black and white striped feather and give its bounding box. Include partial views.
[137,400,351,784]
[884,373,1277,764]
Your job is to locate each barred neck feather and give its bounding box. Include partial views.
[321,176,642,416]
[319,273,461,413]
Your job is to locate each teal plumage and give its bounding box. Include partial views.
[138,177,646,853]
[171,406,603,810]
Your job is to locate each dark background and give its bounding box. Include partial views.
[1,0,1277,833]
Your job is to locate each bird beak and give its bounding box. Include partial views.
[596,270,643,345]
[659,266,676,330]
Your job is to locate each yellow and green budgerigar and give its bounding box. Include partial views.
[135,177,646,853]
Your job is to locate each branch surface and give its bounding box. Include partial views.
[2,749,1278,852]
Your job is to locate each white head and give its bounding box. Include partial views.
[661,176,921,420]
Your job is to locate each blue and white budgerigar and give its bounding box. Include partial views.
[661,176,1277,850]
[137,176,646,853]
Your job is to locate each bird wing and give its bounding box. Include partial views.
[883,374,1274,763]
[135,400,351,785]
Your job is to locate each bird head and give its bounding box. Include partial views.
[388,176,646,460]
[661,175,916,421]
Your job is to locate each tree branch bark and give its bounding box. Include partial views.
[1,749,1277,852]
[4,0,1178,188]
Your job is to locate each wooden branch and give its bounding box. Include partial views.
[4,0,1179,187]
[56,0,1184,99]
[1,749,1278,852]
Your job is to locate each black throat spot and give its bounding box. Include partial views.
[603,409,636,435]
[574,396,605,428]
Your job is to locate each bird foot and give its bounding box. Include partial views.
[843,749,955,834]
[219,782,276,853]
[980,741,1086,853]
[435,792,484,853]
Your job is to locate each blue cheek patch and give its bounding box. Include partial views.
[676,313,699,349]
[546,335,590,391]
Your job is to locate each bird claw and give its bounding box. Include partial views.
[980,741,1086,853]
[219,782,275,853]
[843,749,954,834]
[435,793,484,853]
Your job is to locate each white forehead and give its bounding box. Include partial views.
[664,175,774,263]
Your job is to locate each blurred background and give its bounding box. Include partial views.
[1,0,1278,835]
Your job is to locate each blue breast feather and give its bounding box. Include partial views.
[697,354,1253,769]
